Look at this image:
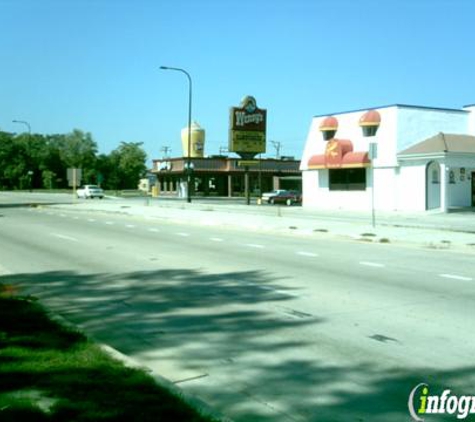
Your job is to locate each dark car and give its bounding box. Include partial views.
[268,190,302,206]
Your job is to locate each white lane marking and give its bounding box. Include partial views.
[210,237,224,242]
[148,228,160,233]
[125,224,136,228]
[245,244,265,249]
[359,261,385,268]
[248,284,299,298]
[105,221,114,225]
[60,214,67,218]
[73,216,79,220]
[177,232,190,237]
[296,251,319,257]
[440,274,473,281]
[51,233,78,242]
[88,218,96,222]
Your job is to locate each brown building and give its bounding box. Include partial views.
[151,156,301,197]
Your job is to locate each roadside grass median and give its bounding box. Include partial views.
[0,284,216,422]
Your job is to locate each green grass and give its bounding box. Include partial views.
[0,287,216,422]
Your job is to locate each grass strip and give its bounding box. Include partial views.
[0,286,216,422]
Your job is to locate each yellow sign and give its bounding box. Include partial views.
[229,130,266,153]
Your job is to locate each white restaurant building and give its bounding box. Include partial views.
[300,104,475,212]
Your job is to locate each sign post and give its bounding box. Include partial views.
[359,110,381,228]
[67,168,82,199]
[229,96,267,204]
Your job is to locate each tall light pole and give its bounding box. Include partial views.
[12,119,31,136]
[13,120,33,191]
[159,66,193,203]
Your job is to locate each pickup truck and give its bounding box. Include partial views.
[76,185,104,199]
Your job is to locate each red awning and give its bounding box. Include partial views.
[308,154,326,169]
[341,151,370,168]
[308,139,370,169]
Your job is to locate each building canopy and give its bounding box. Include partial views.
[398,133,475,156]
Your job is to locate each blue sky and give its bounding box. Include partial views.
[2,0,474,165]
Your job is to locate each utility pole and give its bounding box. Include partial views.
[160,146,172,158]
[270,140,282,159]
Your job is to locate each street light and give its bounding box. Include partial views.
[13,120,33,191]
[159,66,193,203]
[12,119,31,135]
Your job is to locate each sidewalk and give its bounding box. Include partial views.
[51,199,475,253]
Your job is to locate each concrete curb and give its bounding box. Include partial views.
[99,344,233,422]
[44,308,232,422]
[3,260,231,422]
[49,202,475,254]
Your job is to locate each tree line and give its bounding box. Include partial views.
[0,129,148,190]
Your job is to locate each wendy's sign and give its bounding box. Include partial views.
[229,96,266,157]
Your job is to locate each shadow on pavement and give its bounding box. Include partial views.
[2,269,475,421]
[0,202,71,209]
[2,269,317,357]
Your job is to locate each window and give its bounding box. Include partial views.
[329,168,366,191]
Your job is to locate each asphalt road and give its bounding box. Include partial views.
[0,203,474,421]
[2,191,474,233]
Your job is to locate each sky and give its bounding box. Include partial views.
[2,0,475,165]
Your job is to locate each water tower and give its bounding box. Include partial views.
[181,121,205,158]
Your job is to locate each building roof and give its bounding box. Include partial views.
[398,133,475,155]
[152,156,301,174]
[313,104,469,118]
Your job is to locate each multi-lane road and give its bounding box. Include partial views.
[0,196,474,421]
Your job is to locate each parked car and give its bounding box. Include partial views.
[261,189,288,203]
[267,190,302,206]
[76,185,104,199]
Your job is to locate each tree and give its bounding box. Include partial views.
[41,134,68,189]
[0,128,148,191]
[42,170,55,190]
[109,142,147,189]
[0,131,16,189]
[54,129,98,186]
[17,133,48,189]
[95,153,118,190]
[58,129,97,168]
[0,132,30,189]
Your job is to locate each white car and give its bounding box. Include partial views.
[76,185,104,199]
